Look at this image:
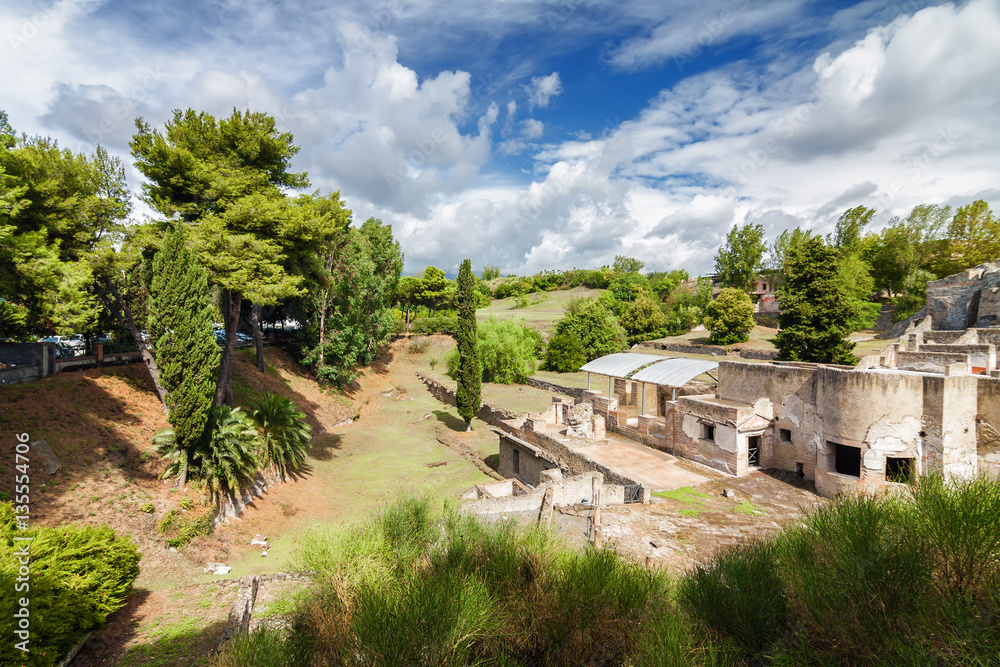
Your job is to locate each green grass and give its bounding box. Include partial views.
[732,501,765,516]
[680,509,700,517]
[476,286,604,336]
[214,476,1000,667]
[653,486,713,504]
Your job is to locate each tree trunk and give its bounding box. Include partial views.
[178,451,188,487]
[251,302,265,373]
[317,299,327,370]
[214,289,242,407]
[97,277,168,415]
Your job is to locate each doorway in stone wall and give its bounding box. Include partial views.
[748,435,761,468]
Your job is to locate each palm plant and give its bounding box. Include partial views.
[249,393,312,480]
[153,405,260,506]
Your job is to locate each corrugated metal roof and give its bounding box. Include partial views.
[579,353,665,378]
[630,357,719,387]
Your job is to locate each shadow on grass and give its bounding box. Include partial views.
[433,409,468,432]
[305,433,344,462]
[71,588,227,667]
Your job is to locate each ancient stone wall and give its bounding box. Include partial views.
[927,261,1000,330]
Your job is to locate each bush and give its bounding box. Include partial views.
[222,496,670,667]
[552,300,627,362]
[410,316,458,334]
[703,287,754,345]
[543,331,587,372]
[445,317,541,384]
[0,502,140,666]
[249,393,312,480]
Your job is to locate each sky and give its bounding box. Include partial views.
[2,0,999,276]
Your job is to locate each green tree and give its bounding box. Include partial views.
[946,200,999,272]
[704,288,755,345]
[612,255,645,275]
[447,317,541,384]
[480,264,501,281]
[149,226,220,486]
[249,393,311,481]
[455,259,481,429]
[297,216,402,386]
[619,290,666,344]
[774,236,858,364]
[715,223,767,293]
[131,108,312,406]
[554,301,627,361]
[417,266,451,315]
[155,406,259,507]
[544,331,587,372]
[830,206,875,252]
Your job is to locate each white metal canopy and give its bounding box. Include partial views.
[579,353,665,378]
[630,357,719,387]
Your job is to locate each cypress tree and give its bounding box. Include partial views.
[455,259,481,430]
[774,235,858,364]
[150,227,221,485]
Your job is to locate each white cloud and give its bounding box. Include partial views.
[2,0,999,280]
[527,72,562,109]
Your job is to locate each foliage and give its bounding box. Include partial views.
[619,290,666,344]
[612,255,645,274]
[249,393,312,480]
[552,300,627,361]
[0,502,140,666]
[155,406,260,506]
[454,259,481,425]
[409,316,458,334]
[774,235,858,364]
[715,222,766,293]
[703,288,754,345]
[837,253,880,331]
[447,316,541,384]
[149,226,220,481]
[830,205,875,251]
[0,131,130,335]
[493,276,532,300]
[297,215,402,387]
[646,269,689,298]
[543,331,587,373]
[607,271,650,309]
[946,199,999,274]
[892,268,937,321]
[228,496,671,667]
[157,507,214,548]
[130,108,324,404]
[480,264,501,281]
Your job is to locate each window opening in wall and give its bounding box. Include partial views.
[796,462,804,478]
[748,435,761,467]
[886,457,913,484]
[701,423,715,441]
[513,449,520,474]
[833,443,861,478]
[780,428,792,443]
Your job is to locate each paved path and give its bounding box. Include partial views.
[570,436,710,491]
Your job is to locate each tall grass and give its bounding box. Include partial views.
[214,476,1000,667]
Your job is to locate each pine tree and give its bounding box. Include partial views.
[774,235,857,364]
[455,259,481,430]
[150,227,221,485]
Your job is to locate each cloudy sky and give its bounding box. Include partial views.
[3,0,999,276]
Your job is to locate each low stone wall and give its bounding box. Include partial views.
[739,348,778,360]
[525,377,583,399]
[607,423,675,454]
[636,340,734,357]
[897,350,971,374]
[416,374,520,427]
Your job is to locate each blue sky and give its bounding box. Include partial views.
[3,0,999,276]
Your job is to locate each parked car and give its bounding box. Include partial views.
[39,335,68,344]
[236,333,253,344]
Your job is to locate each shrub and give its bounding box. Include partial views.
[703,287,754,345]
[552,300,627,361]
[410,316,458,335]
[0,502,140,666]
[249,393,312,480]
[543,331,587,372]
[445,317,541,384]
